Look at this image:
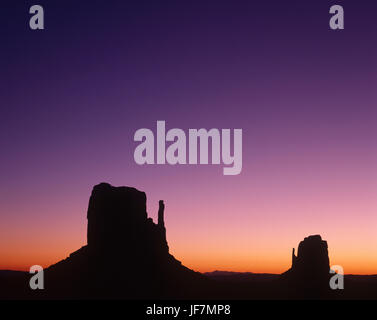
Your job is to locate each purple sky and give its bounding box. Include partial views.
[1,1,376,273]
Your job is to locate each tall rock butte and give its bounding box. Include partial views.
[44,183,205,299]
[86,183,168,256]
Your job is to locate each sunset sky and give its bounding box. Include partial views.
[1,1,376,274]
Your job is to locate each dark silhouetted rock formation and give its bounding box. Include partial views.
[2,206,377,299]
[42,183,207,299]
[281,235,331,297]
[86,183,168,257]
[291,235,330,276]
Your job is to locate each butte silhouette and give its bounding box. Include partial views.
[43,183,208,299]
[280,235,332,298]
[3,183,373,300]
[40,184,334,299]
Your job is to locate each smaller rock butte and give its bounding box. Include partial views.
[282,234,331,288]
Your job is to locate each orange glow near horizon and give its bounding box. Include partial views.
[1,199,376,275]
[1,146,376,275]
[2,236,377,275]
[2,0,377,281]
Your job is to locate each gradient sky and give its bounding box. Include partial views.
[1,0,376,274]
